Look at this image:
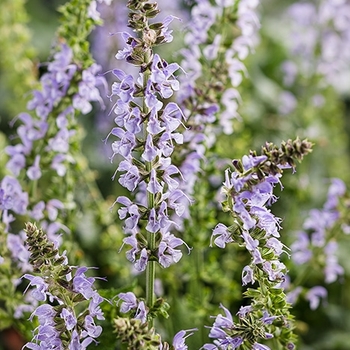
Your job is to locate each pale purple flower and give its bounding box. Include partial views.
[110,69,135,103]
[151,54,181,99]
[116,196,140,230]
[83,315,102,338]
[233,200,256,230]
[242,154,267,171]
[146,208,160,233]
[73,267,96,299]
[306,286,327,310]
[161,102,186,133]
[23,274,49,301]
[291,231,312,264]
[118,292,138,313]
[211,223,233,248]
[160,15,180,43]
[25,304,62,350]
[165,189,190,217]
[286,286,302,305]
[109,128,136,160]
[51,154,67,176]
[89,292,105,321]
[47,128,74,153]
[242,231,259,251]
[28,201,45,220]
[201,345,218,350]
[324,241,344,283]
[134,248,149,271]
[142,134,159,162]
[124,107,142,134]
[147,168,163,194]
[123,235,139,263]
[46,199,64,221]
[26,155,42,180]
[147,107,165,134]
[209,304,234,339]
[69,330,94,350]
[226,56,246,87]
[0,188,13,210]
[185,2,217,45]
[262,260,286,281]
[29,304,56,323]
[134,300,147,323]
[14,303,36,319]
[324,178,346,209]
[158,232,187,268]
[265,237,284,256]
[172,328,197,350]
[116,160,141,191]
[118,291,148,322]
[159,158,181,192]
[61,308,77,331]
[236,305,253,318]
[7,233,31,271]
[156,201,177,232]
[260,311,277,325]
[203,34,222,60]
[252,207,281,238]
[5,149,26,176]
[72,94,93,114]
[242,265,255,285]
[87,1,101,21]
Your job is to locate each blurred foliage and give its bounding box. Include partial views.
[0,0,38,121]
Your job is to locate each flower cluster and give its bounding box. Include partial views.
[7,44,105,181]
[202,304,279,350]
[291,178,346,283]
[278,0,350,113]
[106,0,190,272]
[1,42,107,277]
[172,0,262,229]
[282,178,348,309]
[23,222,104,349]
[179,0,260,134]
[206,138,312,348]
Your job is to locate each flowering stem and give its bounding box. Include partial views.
[143,61,155,322]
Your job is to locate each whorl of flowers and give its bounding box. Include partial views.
[22,222,104,349]
[106,0,190,272]
[204,138,312,349]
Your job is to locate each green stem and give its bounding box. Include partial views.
[143,65,156,326]
[145,162,156,327]
[146,233,156,308]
